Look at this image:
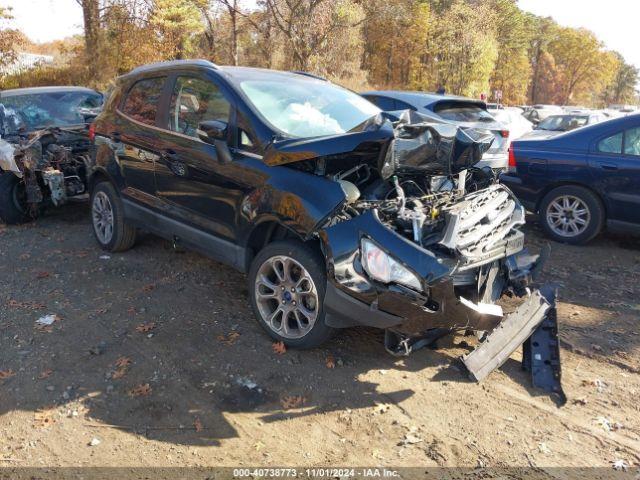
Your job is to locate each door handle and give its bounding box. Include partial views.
[599,163,618,171]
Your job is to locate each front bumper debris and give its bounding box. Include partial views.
[462,285,565,404]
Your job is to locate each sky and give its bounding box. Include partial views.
[3,0,639,72]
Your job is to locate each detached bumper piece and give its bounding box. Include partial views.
[462,285,566,404]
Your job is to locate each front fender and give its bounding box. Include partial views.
[237,159,346,242]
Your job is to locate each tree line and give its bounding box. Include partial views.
[1,0,638,107]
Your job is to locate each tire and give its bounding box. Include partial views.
[248,239,335,348]
[539,185,604,245]
[0,172,30,224]
[90,181,137,252]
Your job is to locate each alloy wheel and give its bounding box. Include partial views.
[545,194,591,238]
[92,191,114,244]
[254,255,319,339]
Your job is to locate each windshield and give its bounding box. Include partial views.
[537,115,587,131]
[434,105,495,123]
[239,78,380,138]
[0,91,103,131]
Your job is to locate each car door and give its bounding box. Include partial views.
[113,76,169,204]
[154,72,246,242]
[589,125,640,225]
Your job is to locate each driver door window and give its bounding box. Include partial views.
[169,76,230,138]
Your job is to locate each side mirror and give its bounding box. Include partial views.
[197,120,227,143]
[197,120,232,164]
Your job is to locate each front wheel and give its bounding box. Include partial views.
[90,181,137,252]
[248,240,334,348]
[539,185,604,245]
[0,172,30,224]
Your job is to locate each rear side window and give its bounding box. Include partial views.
[597,132,623,154]
[624,127,640,156]
[435,105,495,123]
[121,77,166,126]
[169,76,230,137]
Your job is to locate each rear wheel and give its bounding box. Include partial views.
[539,185,603,245]
[248,240,334,348]
[90,181,137,252]
[0,172,30,224]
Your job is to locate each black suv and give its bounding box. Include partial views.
[89,60,562,394]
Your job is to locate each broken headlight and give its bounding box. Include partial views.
[360,238,422,292]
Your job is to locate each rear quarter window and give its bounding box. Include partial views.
[121,77,166,126]
[597,132,623,154]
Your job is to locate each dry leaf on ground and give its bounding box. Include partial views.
[135,322,156,333]
[194,417,203,432]
[141,284,155,292]
[112,356,132,379]
[129,383,152,397]
[36,271,51,279]
[38,369,53,379]
[34,409,56,427]
[0,369,16,380]
[280,395,306,409]
[272,341,286,355]
[325,354,335,369]
[217,332,240,346]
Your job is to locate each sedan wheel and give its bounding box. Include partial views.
[545,195,590,238]
[254,255,319,339]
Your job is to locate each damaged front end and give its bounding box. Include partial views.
[272,111,564,401]
[0,104,92,222]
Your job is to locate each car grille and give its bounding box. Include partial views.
[439,184,525,266]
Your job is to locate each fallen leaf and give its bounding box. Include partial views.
[141,284,155,292]
[127,306,136,315]
[325,354,335,369]
[135,322,156,333]
[115,356,131,368]
[112,356,132,379]
[36,271,51,279]
[272,341,286,355]
[217,332,240,346]
[129,383,152,397]
[0,369,16,380]
[38,369,53,379]
[94,308,108,315]
[280,395,306,410]
[19,253,30,260]
[194,417,203,432]
[34,409,56,427]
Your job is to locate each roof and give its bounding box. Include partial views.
[123,59,219,79]
[119,61,329,87]
[0,86,100,98]
[361,90,486,109]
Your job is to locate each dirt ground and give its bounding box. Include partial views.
[1,202,639,471]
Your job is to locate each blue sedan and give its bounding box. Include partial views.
[501,114,640,244]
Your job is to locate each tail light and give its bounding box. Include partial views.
[500,130,510,138]
[508,145,517,171]
[88,123,96,142]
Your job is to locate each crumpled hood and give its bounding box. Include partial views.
[262,111,495,177]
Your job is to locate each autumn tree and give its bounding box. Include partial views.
[548,27,616,105]
[488,0,532,104]
[0,7,26,69]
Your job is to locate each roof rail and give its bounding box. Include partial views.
[290,71,327,81]
[127,59,219,76]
